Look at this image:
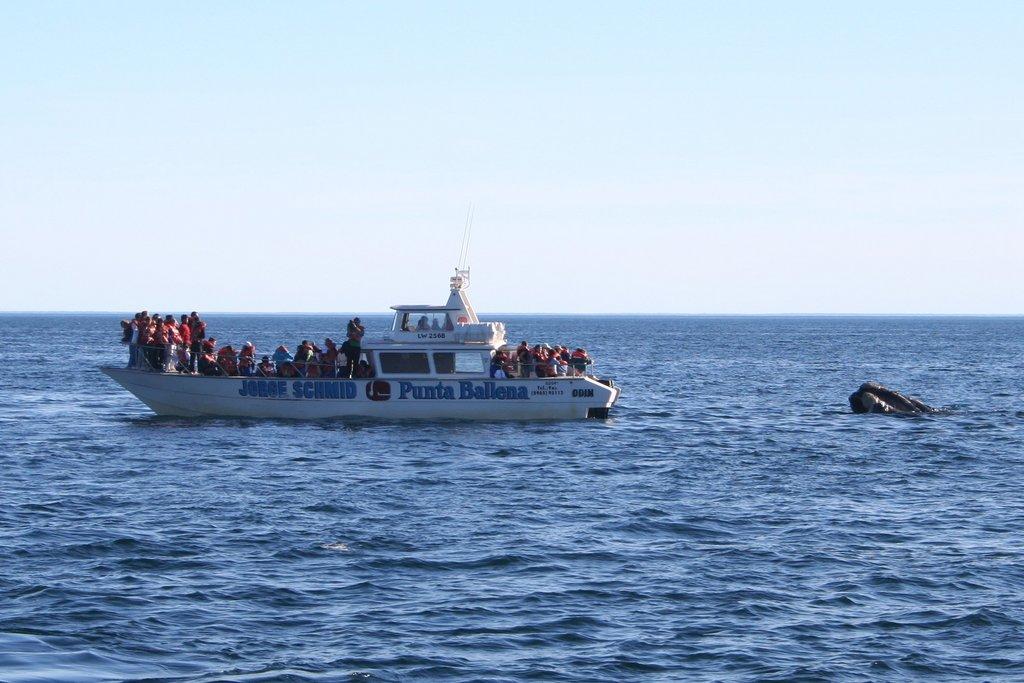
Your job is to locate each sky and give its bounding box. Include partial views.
[0,2,1021,314]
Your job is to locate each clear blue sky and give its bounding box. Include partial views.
[1,2,1020,313]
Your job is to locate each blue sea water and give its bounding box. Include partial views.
[1,314,1023,682]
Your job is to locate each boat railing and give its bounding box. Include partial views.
[124,343,597,380]
[509,359,597,379]
[125,343,375,379]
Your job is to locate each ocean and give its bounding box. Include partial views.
[1,314,1022,681]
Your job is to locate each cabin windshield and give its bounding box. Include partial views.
[400,311,454,332]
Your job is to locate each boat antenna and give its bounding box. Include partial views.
[457,203,474,271]
[451,203,474,291]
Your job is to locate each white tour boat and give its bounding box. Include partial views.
[101,270,620,420]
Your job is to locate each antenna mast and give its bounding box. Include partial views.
[452,203,474,291]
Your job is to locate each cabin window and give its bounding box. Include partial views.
[433,352,486,374]
[378,352,430,374]
[401,312,454,332]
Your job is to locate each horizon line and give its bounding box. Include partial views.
[1,310,1022,318]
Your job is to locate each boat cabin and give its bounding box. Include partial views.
[382,274,506,348]
[358,269,507,379]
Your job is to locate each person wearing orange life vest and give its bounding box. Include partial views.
[238,342,256,377]
[216,345,238,376]
[570,348,592,376]
[531,344,549,378]
[150,319,168,370]
[198,340,221,376]
[176,316,192,372]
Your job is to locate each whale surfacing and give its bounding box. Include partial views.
[849,382,936,415]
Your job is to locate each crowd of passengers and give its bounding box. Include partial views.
[120,312,593,379]
[492,342,592,378]
[120,311,371,378]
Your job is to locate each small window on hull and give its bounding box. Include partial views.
[379,352,430,374]
[433,352,485,374]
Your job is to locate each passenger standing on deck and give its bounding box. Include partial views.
[341,317,364,378]
[137,317,152,368]
[151,318,168,370]
[516,341,531,378]
[127,314,141,368]
[189,312,205,373]
[162,315,178,372]
[177,315,192,372]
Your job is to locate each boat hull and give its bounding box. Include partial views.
[100,368,620,420]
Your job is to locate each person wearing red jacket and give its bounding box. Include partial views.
[178,315,192,347]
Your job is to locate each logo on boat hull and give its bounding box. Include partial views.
[366,380,391,401]
[397,381,529,400]
[238,379,358,400]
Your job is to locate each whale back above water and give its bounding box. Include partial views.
[849,381,937,414]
